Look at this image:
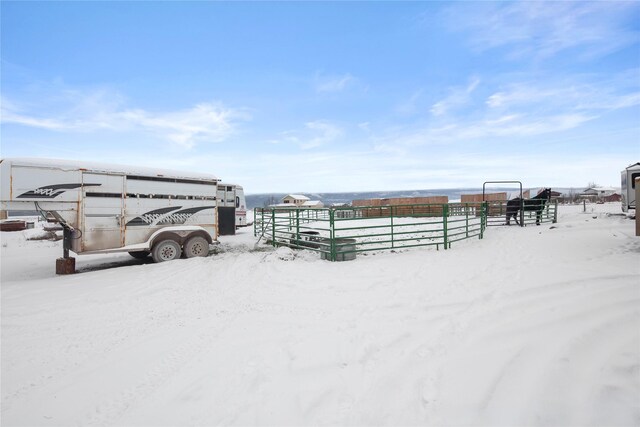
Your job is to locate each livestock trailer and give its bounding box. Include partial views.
[621,162,640,212]
[0,158,220,267]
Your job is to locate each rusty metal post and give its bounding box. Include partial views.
[56,257,75,274]
[56,227,76,274]
[62,227,71,258]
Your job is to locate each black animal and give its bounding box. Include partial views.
[505,188,552,226]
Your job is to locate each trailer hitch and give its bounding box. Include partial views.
[34,202,79,260]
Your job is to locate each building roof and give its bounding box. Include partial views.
[283,194,310,201]
[625,162,640,170]
[269,201,323,208]
[583,187,619,193]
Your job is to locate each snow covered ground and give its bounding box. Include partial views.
[1,203,639,426]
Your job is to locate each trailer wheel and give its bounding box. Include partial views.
[128,251,150,259]
[183,236,209,258]
[151,239,182,263]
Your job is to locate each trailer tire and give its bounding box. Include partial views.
[183,236,209,258]
[129,251,150,259]
[151,239,182,263]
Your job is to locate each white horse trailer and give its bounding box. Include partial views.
[216,183,247,235]
[0,158,220,270]
[621,162,640,212]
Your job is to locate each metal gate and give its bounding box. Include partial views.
[483,199,558,226]
[482,181,557,227]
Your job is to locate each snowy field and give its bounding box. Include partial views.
[1,203,639,426]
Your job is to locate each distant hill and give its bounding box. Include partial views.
[5,188,602,215]
[245,187,591,209]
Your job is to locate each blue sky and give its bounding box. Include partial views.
[1,1,639,193]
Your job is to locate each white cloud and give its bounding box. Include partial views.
[1,88,249,149]
[579,92,640,111]
[302,120,343,149]
[395,89,424,116]
[358,122,371,133]
[486,78,640,112]
[409,72,637,150]
[1,111,68,131]
[445,2,639,60]
[315,73,355,93]
[115,103,245,149]
[379,112,595,149]
[266,121,344,150]
[430,77,480,116]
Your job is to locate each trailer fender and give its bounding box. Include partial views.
[147,226,213,249]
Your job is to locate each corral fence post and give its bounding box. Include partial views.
[259,208,263,235]
[480,201,488,239]
[390,205,395,249]
[253,208,257,236]
[465,202,469,238]
[443,204,449,249]
[330,209,336,262]
[271,208,276,247]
